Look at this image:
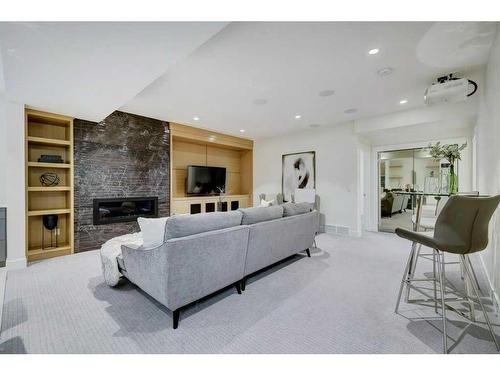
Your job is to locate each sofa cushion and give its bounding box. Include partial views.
[239,205,284,225]
[138,217,168,248]
[281,202,313,217]
[165,211,243,240]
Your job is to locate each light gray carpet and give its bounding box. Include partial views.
[380,211,414,232]
[1,232,499,354]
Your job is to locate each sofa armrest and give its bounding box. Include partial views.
[121,242,169,306]
[164,226,250,310]
[122,243,143,251]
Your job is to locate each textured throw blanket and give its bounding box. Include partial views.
[100,232,143,286]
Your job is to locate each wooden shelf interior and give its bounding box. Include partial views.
[28,161,71,169]
[28,190,72,211]
[28,186,71,192]
[25,109,74,262]
[169,123,253,215]
[27,113,71,140]
[27,214,71,257]
[27,245,72,262]
[27,209,72,216]
[171,138,253,198]
[27,142,71,164]
[27,136,71,146]
[28,165,71,188]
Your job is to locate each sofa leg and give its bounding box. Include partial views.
[236,282,242,294]
[306,248,311,257]
[173,309,180,329]
[241,278,246,291]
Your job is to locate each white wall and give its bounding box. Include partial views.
[253,97,478,237]
[254,122,361,236]
[355,95,476,232]
[0,94,26,269]
[475,24,500,306]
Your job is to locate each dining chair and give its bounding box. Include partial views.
[410,192,482,291]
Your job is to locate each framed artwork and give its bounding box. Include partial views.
[282,151,316,202]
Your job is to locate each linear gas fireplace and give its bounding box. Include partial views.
[93,197,158,225]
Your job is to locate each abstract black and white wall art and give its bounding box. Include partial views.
[282,151,316,202]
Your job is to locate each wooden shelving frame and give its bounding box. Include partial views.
[169,123,254,215]
[25,108,74,262]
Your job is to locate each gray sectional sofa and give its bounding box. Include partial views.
[120,204,319,328]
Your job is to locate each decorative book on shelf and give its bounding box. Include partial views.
[25,108,74,262]
[38,154,64,163]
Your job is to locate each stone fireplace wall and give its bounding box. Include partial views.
[74,111,170,252]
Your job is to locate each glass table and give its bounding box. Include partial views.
[392,191,484,231]
[391,191,451,231]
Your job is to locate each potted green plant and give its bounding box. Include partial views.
[428,141,467,194]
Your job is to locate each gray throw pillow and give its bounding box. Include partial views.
[239,205,284,225]
[281,202,314,217]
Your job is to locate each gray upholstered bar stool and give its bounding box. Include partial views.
[394,195,500,353]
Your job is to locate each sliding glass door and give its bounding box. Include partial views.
[378,147,440,232]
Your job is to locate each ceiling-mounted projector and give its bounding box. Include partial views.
[424,74,478,105]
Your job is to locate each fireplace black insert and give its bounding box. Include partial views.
[93,197,158,225]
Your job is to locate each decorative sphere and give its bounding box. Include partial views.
[40,172,60,187]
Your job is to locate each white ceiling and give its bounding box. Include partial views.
[0,22,228,121]
[0,22,495,137]
[122,22,496,139]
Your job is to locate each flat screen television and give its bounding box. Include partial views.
[186,165,226,195]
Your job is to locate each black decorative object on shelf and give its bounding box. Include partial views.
[42,214,59,249]
[40,172,60,187]
[43,215,58,230]
[38,154,64,163]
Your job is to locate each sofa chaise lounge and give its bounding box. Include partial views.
[116,204,319,328]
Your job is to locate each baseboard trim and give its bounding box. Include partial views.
[478,253,500,317]
[324,224,359,237]
[6,257,27,270]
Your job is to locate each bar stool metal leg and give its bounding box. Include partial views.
[466,255,482,293]
[461,255,500,351]
[395,242,417,313]
[405,243,420,302]
[460,256,476,322]
[436,250,448,354]
[433,249,438,313]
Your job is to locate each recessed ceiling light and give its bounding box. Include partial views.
[239,129,245,133]
[193,116,200,121]
[368,48,380,55]
[208,135,216,142]
[377,67,394,77]
[399,99,408,104]
[318,89,335,97]
[253,98,268,105]
[294,114,302,119]
[344,108,358,114]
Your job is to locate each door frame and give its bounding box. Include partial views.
[369,137,468,232]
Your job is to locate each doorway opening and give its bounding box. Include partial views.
[378,147,442,232]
